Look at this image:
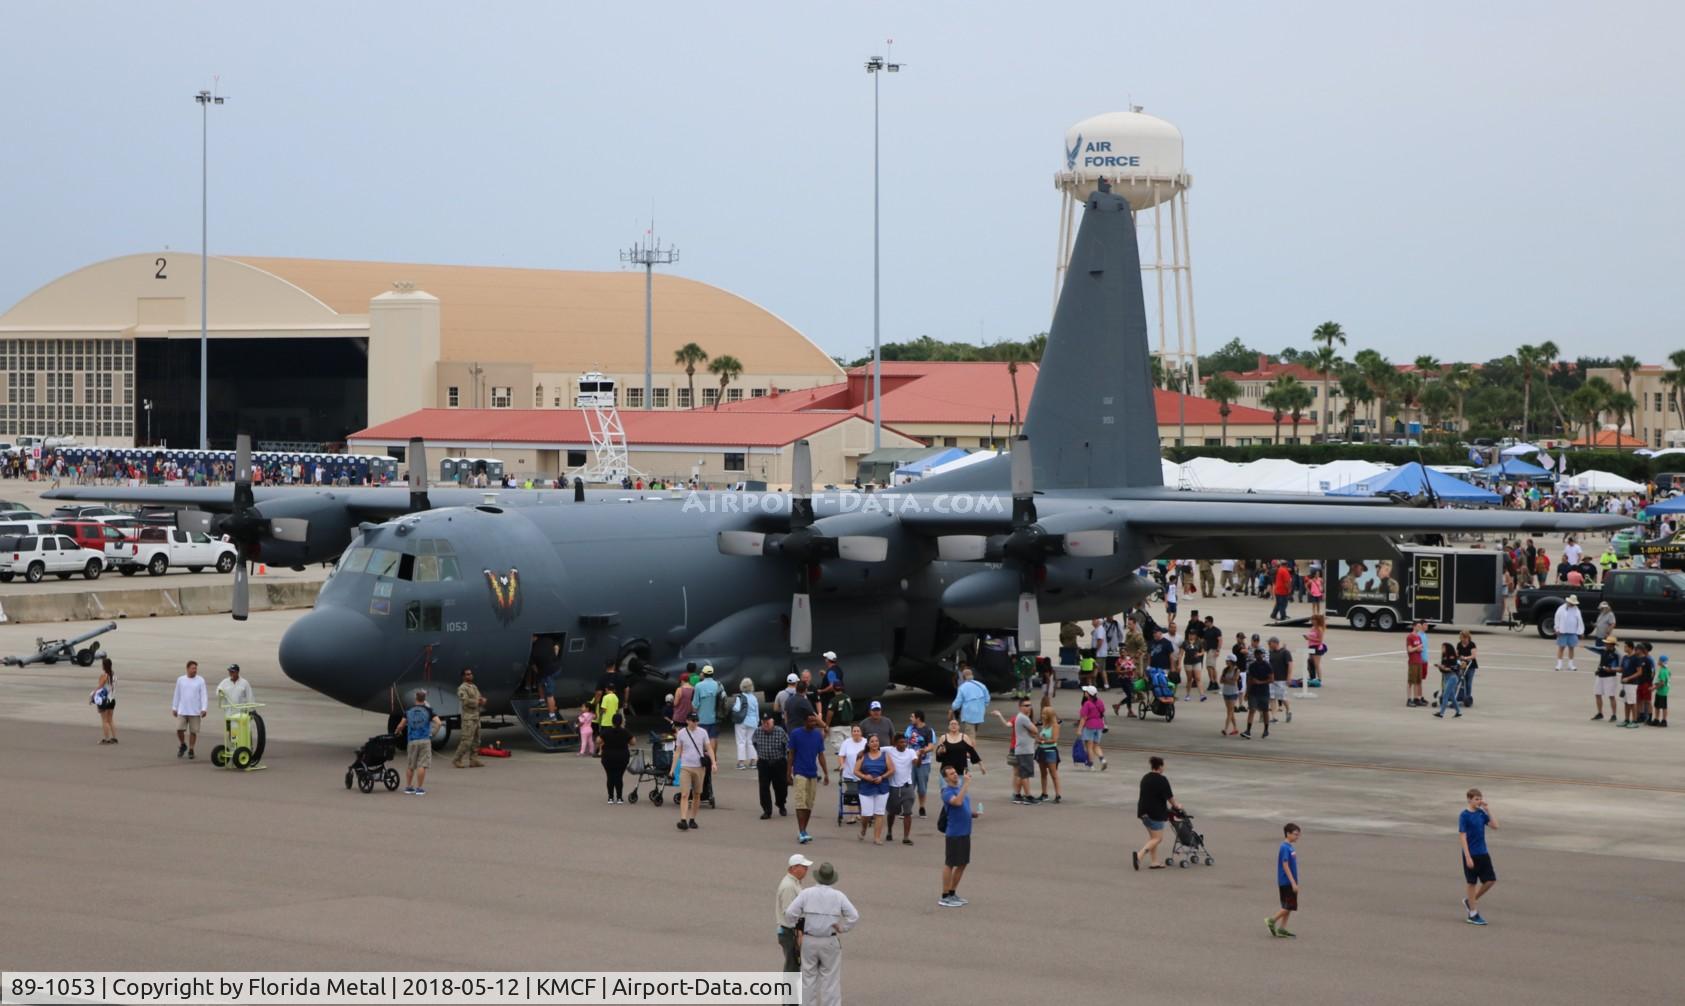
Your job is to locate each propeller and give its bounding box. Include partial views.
[408,438,431,512]
[715,439,889,653]
[180,434,310,621]
[935,436,1116,651]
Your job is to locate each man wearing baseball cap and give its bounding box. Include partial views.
[818,651,845,728]
[215,663,253,709]
[1553,594,1585,671]
[860,699,895,748]
[774,853,812,972]
[783,862,858,1006]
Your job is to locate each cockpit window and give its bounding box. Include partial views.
[415,538,457,555]
[413,554,461,582]
[339,547,372,574]
[365,549,402,579]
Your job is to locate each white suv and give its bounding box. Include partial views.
[0,533,106,583]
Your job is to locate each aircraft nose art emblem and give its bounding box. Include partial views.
[484,568,521,619]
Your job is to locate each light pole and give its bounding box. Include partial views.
[865,44,902,450]
[143,399,153,446]
[621,230,679,410]
[195,87,226,450]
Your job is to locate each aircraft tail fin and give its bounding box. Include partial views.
[1021,184,1163,489]
[911,185,1162,495]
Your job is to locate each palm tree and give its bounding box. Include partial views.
[1607,391,1638,445]
[1444,363,1476,438]
[1537,340,1570,435]
[707,355,743,410]
[1310,321,1347,437]
[1354,349,1393,442]
[1284,381,1316,442]
[1513,343,1543,440]
[1204,374,1241,446]
[1150,354,1168,390]
[673,342,709,409]
[1262,375,1302,444]
[1309,345,1341,441]
[1665,349,1685,435]
[1420,382,1453,442]
[1614,354,1642,439]
[1338,371,1370,441]
[995,342,1033,435]
[1394,372,1424,439]
[1568,381,1609,445]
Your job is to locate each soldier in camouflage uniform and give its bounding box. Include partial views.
[453,668,487,768]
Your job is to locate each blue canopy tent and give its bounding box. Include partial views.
[1329,462,1500,504]
[1643,495,1685,515]
[1479,459,1553,481]
[892,447,969,479]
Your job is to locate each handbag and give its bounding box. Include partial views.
[936,803,949,834]
[1072,736,1089,765]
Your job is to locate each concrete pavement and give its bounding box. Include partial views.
[1,595,1679,1004]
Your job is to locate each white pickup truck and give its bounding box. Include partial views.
[114,526,239,576]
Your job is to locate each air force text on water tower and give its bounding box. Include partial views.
[1065,136,1142,170]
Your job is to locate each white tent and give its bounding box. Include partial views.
[1236,458,1313,492]
[922,449,999,477]
[1178,456,1248,491]
[1160,457,1183,485]
[1565,469,1644,494]
[1500,442,1541,457]
[1249,459,1390,494]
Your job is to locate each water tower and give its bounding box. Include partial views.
[1054,109,1199,387]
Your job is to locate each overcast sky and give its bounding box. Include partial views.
[3,1,1681,366]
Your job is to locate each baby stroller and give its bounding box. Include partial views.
[344,733,401,793]
[1134,668,1178,722]
[1168,808,1213,867]
[629,731,673,806]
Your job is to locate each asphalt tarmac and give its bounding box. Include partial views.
[2,594,1679,1005]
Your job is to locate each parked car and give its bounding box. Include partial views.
[0,510,48,522]
[57,520,139,568]
[1514,568,1685,637]
[114,526,238,576]
[0,533,106,582]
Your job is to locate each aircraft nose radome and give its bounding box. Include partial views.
[280,606,385,707]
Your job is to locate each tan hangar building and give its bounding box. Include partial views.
[0,253,843,448]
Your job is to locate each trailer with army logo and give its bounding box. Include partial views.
[1325,546,1505,631]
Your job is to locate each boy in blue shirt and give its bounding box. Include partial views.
[1459,788,1499,924]
[1268,823,1300,938]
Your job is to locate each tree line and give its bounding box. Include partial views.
[1195,330,1685,445]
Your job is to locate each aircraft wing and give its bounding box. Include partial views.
[44,485,421,519]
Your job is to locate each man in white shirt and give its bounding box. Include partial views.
[885,733,921,845]
[1563,538,1583,567]
[171,660,209,759]
[1554,594,1586,671]
[783,862,858,1006]
[215,663,253,708]
[774,854,812,973]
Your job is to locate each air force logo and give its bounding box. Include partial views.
[1065,133,1083,171]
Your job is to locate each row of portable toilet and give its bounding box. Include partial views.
[439,457,505,482]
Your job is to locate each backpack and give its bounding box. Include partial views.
[730,693,748,724]
[834,694,854,725]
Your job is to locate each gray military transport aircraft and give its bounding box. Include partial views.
[46,181,1629,746]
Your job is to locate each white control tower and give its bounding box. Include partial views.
[571,371,640,483]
